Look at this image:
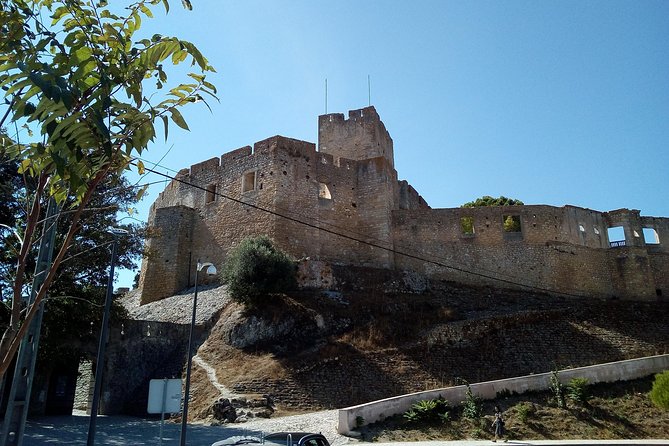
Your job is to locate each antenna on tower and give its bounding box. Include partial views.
[325,78,328,114]
[368,74,371,106]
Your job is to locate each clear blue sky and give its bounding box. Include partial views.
[117,0,669,287]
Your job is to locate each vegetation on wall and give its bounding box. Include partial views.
[462,196,524,208]
[221,236,297,306]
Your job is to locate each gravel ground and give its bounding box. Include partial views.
[118,285,231,325]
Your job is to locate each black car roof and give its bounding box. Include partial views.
[264,432,323,440]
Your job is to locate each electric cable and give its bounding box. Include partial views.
[133,160,588,299]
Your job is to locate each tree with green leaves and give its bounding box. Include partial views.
[221,236,297,307]
[0,0,216,380]
[461,196,524,208]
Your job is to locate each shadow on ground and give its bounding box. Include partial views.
[22,413,261,446]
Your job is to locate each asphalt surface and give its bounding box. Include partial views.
[18,413,669,446]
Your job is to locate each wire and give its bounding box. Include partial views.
[132,154,541,287]
[133,160,587,299]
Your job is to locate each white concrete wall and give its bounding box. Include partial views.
[337,354,669,434]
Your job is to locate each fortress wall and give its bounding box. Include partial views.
[607,247,657,300]
[350,156,399,267]
[391,206,654,298]
[648,253,669,298]
[319,106,394,168]
[398,180,430,210]
[139,205,196,304]
[641,216,669,253]
[185,139,290,283]
[264,137,328,260]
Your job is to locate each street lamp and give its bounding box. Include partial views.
[179,260,216,446]
[87,228,127,446]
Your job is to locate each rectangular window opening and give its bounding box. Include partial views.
[656,288,662,297]
[503,215,521,233]
[607,226,625,247]
[205,183,216,203]
[643,227,660,245]
[242,171,256,193]
[460,216,475,235]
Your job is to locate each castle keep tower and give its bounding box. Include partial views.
[319,106,394,167]
[138,107,668,305]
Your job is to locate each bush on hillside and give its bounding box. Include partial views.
[221,236,296,306]
[649,370,669,410]
[566,377,591,405]
[403,397,451,423]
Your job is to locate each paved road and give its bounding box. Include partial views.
[22,410,346,446]
[20,413,669,446]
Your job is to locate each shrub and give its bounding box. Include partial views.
[221,236,296,306]
[516,402,535,423]
[566,377,591,405]
[649,370,669,410]
[550,370,566,409]
[461,384,482,420]
[403,397,451,423]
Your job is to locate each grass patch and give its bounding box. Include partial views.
[358,377,669,442]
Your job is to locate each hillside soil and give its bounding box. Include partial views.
[186,277,668,425]
[358,376,669,442]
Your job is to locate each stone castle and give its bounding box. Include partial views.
[138,106,668,303]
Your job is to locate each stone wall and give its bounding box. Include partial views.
[139,106,668,304]
[100,319,195,415]
[391,206,666,300]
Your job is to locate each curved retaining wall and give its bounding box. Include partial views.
[337,354,669,434]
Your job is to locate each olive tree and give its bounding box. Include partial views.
[0,0,216,380]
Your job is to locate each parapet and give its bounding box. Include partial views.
[318,105,394,168]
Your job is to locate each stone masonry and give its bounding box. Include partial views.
[139,106,669,304]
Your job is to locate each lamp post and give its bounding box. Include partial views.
[179,260,216,446]
[87,228,127,446]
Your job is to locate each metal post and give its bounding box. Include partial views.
[179,262,200,446]
[86,229,123,446]
[1,198,59,446]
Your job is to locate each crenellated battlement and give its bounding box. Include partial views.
[139,106,668,305]
[318,106,394,168]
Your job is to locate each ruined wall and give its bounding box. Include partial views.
[392,205,667,300]
[139,106,667,304]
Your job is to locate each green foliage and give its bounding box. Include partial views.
[0,166,144,364]
[503,215,521,232]
[460,216,474,235]
[550,370,567,409]
[649,371,669,410]
[403,396,451,423]
[221,236,297,306]
[355,415,365,428]
[566,377,591,405]
[461,384,482,420]
[515,402,535,423]
[0,0,216,203]
[0,0,215,379]
[461,195,524,208]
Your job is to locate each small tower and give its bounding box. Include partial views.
[318,106,394,167]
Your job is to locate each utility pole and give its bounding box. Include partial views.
[0,198,59,446]
[87,228,126,446]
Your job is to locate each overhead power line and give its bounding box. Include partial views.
[133,160,587,299]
